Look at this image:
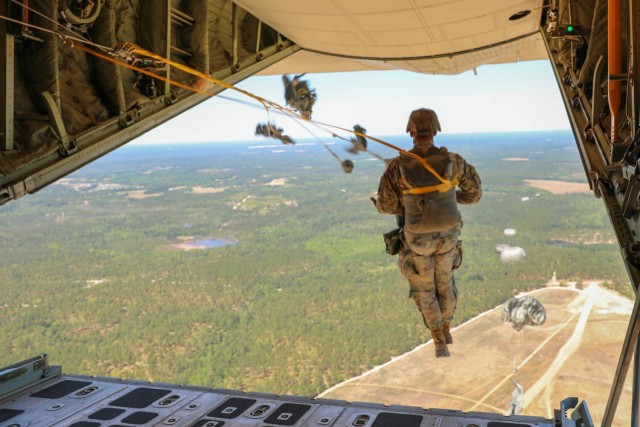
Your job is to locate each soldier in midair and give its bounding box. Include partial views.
[373,108,482,357]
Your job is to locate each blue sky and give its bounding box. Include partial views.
[133,59,570,145]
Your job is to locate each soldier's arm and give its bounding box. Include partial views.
[375,159,404,215]
[452,154,482,204]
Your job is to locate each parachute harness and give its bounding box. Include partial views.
[398,153,459,195]
[0,6,452,182]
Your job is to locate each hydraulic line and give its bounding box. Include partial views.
[608,0,621,143]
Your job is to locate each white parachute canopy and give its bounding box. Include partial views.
[495,244,511,254]
[500,246,526,262]
[504,228,517,236]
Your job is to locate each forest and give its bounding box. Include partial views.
[0,130,630,396]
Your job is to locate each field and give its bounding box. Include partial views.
[320,284,633,426]
[524,179,591,194]
[0,130,632,405]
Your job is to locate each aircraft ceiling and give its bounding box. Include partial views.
[0,0,549,205]
[239,0,549,75]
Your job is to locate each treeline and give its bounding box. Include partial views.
[0,131,630,396]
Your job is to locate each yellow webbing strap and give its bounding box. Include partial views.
[402,179,459,195]
[398,150,457,194]
[123,43,277,114]
[71,41,456,187]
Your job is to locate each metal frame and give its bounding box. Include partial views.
[0,0,14,151]
[541,30,640,290]
[165,0,172,95]
[0,41,300,205]
[603,290,640,426]
[541,0,640,422]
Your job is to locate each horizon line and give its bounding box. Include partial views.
[133,128,573,146]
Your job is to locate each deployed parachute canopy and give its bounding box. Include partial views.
[499,246,526,262]
[501,295,546,331]
[282,74,317,119]
[495,243,511,254]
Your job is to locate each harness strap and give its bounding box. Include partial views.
[402,179,460,195]
[399,151,457,194]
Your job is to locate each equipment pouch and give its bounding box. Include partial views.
[452,239,463,269]
[383,228,403,256]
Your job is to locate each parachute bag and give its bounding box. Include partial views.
[383,228,403,256]
[452,240,463,269]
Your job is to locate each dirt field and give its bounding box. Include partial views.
[125,190,163,199]
[523,179,591,194]
[191,186,226,194]
[319,285,633,426]
[266,178,286,186]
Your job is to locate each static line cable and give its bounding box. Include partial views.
[7,0,110,51]
[73,43,216,96]
[62,38,449,182]
[288,112,342,162]
[2,11,386,176]
[312,119,457,189]
[216,93,386,165]
[0,14,452,182]
[0,11,112,52]
[308,120,388,165]
[119,43,275,113]
[366,149,388,164]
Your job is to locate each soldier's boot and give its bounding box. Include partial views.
[442,322,453,344]
[430,327,450,358]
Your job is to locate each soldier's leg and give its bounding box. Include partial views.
[400,248,442,330]
[434,237,458,328]
[400,242,450,357]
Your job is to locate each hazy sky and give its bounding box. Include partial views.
[133,59,570,145]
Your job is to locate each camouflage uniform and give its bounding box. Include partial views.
[375,109,482,357]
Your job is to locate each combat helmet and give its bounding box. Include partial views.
[406,108,441,135]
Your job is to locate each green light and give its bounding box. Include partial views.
[567,25,574,32]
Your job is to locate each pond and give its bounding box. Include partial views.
[171,237,238,251]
